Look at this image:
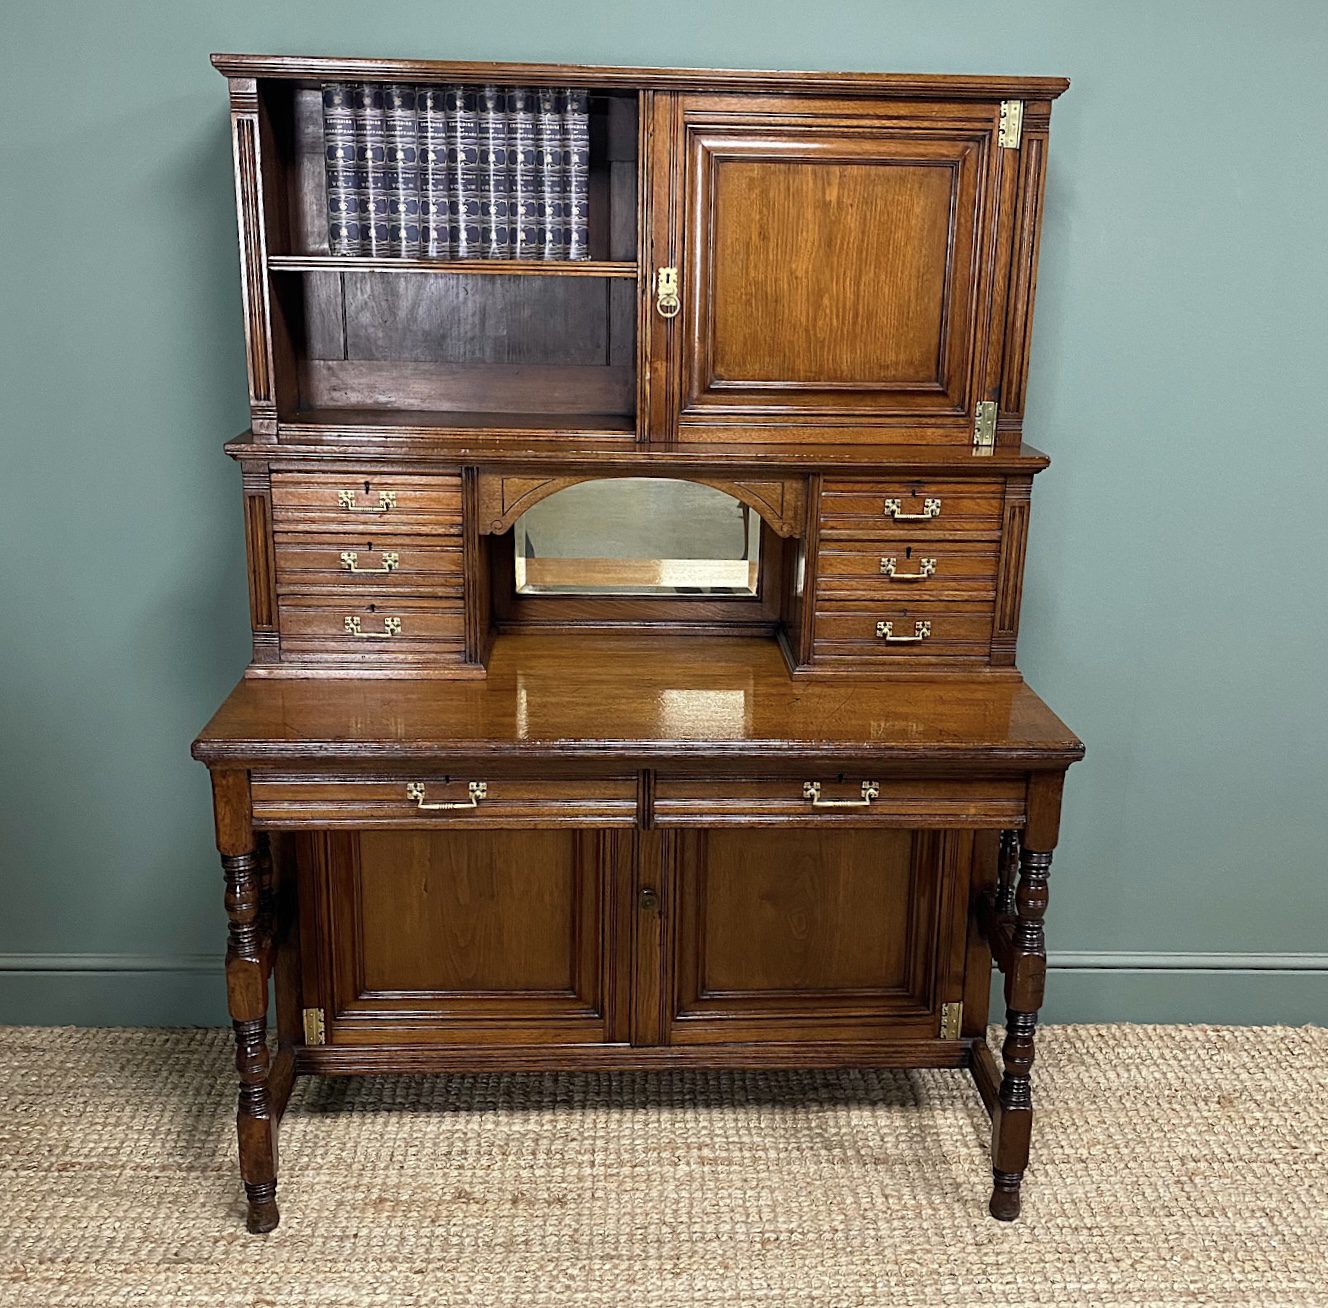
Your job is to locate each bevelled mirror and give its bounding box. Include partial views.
[514,478,761,596]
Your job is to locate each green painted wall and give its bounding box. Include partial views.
[2,1,1325,1026]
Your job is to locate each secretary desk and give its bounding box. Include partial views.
[194,53,1082,1232]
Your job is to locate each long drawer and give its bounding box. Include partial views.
[270,472,463,535]
[816,539,998,602]
[813,600,994,660]
[820,479,1003,538]
[277,596,465,658]
[654,775,1025,827]
[250,773,639,827]
[274,534,464,595]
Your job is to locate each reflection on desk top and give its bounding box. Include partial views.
[192,634,1084,766]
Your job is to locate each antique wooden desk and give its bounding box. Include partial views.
[197,54,1080,1231]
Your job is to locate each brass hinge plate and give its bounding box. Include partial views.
[973,400,998,449]
[940,1002,963,1040]
[302,1007,326,1046]
[998,100,1024,149]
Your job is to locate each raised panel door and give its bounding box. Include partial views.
[305,828,632,1044]
[660,95,1008,443]
[661,827,972,1044]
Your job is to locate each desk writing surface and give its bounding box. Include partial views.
[193,634,1082,766]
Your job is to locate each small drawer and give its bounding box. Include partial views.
[654,776,1025,826]
[278,596,465,657]
[271,472,463,535]
[819,480,1003,537]
[250,773,639,828]
[815,539,998,602]
[273,534,463,595]
[813,600,993,660]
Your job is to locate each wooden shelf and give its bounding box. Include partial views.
[268,255,637,278]
[283,408,637,439]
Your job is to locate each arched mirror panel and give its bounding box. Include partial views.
[513,478,761,597]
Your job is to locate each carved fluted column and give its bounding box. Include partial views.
[213,770,279,1234]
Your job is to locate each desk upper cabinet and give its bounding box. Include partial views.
[219,59,1057,449]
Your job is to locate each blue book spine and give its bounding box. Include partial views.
[536,88,565,260]
[563,88,590,261]
[477,85,511,259]
[416,85,451,259]
[352,83,389,256]
[507,88,540,260]
[321,83,361,255]
[383,85,421,257]
[447,85,480,260]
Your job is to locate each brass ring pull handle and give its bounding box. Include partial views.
[406,781,487,810]
[876,620,931,643]
[803,780,880,808]
[882,497,941,521]
[340,551,400,574]
[654,266,680,319]
[338,489,397,514]
[344,615,401,639]
[880,556,936,581]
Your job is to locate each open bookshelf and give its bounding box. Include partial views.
[251,79,639,435]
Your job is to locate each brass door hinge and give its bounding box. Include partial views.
[302,1007,326,1046]
[973,400,998,449]
[940,1002,963,1040]
[998,100,1024,149]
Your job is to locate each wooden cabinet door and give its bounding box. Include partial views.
[304,829,632,1045]
[660,828,971,1045]
[650,94,1011,443]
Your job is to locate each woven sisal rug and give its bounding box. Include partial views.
[1,1024,1324,1306]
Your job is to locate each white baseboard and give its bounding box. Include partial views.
[6,951,1324,975]
[1,952,1324,1027]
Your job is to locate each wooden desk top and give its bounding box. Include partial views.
[193,635,1083,769]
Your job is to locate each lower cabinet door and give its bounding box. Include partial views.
[663,828,971,1045]
[303,829,632,1045]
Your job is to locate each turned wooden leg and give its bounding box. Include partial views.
[214,771,280,1235]
[989,775,1062,1221]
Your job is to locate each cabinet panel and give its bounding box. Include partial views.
[663,828,971,1044]
[819,479,1005,537]
[253,772,638,828]
[271,472,463,534]
[273,534,463,595]
[307,828,631,1044]
[816,539,1000,602]
[673,95,1002,441]
[654,776,1022,827]
[277,596,465,659]
[813,599,994,661]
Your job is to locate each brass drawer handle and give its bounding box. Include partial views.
[340,551,400,574]
[344,615,401,639]
[883,497,941,521]
[338,489,397,514]
[876,620,931,643]
[406,781,487,810]
[654,266,680,319]
[880,556,936,581]
[803,780,880,808]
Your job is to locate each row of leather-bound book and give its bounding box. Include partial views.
[321,82,591,260]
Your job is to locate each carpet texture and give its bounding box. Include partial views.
[1,1024,1325,1307]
